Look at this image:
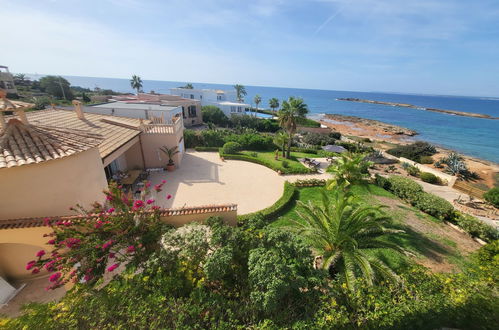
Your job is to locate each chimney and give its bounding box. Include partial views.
[15,109,28,124]
[72,100,85,119]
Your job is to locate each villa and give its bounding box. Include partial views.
[0,93,237,303]
[80,92,203,127]
[170,87,250,117]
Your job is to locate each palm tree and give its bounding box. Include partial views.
[326,153,372,190]
[277,97,308,158]
[159,146,180,166]
[269,98,279,113]
[184,83,194,89]
[291,189,403,292]
[234,84,247,102]
[273,131,289,157]
[253,94,262,114]
[130,75,143,95]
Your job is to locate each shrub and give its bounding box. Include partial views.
[220,153,313,174]
[412,192,454,220]
[484,187,499,208]
[221,142,241,154]
[226,132,275,151]
[386,141,437,161]
[33,96,52,110]
[402,163,420,177]
[374,174,391,190]
[301,132,339,146]
[419,155,434,164]
[420,172,440,184]
[202,129,228,147]
[289,147,319,154]
[281,160,289,168]
[250,152,258,158]
[386,176,423,200]
[238,182,297,222]
[202,105,229,126]
[451,213,499,242]
[293,179,326,187]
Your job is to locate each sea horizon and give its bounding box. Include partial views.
[25,74,499,164]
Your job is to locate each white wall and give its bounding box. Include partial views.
[81,105,182,123]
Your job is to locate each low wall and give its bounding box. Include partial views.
[0,204,237,280]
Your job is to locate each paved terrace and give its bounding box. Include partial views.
[148,151,330,215]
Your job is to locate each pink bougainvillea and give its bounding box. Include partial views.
[27,181,170,290]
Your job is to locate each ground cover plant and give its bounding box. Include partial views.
[387,141,437,162]
[220,150,315,174]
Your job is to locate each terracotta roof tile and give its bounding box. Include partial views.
[0,118,103,168]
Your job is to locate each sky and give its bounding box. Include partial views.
[2,0,499,96]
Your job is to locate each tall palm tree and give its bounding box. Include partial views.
[277,97,308,158]
[130,75,143,95]
[273,131,289,157]
[253,94,262,114]
[326,153,372,190]
[269,98,279,113]
[291,189,403,292]
[234,84,247,102]
[184,83,194,89]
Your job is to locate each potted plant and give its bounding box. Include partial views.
[160,146,180,172]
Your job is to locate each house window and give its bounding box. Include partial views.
[230,106,236,112]
[190,94,194,99]
[217,95,222,100]
[237,107,242,112]
[188,105,197,117]
[182,106,186,118]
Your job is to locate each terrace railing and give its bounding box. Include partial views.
[140,117,183,135]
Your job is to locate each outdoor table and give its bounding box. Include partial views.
[121,170,142,186]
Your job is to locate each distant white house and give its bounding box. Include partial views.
[170,88,250,117]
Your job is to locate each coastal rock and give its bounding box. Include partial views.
[324,114,418,136]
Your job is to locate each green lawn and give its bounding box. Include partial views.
[239,150,316,172]
[270,184,473,272]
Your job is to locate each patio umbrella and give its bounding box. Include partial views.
[322,145,347,153]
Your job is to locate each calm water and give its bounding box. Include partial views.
[29,74,499,163]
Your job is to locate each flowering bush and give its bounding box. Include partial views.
[27,181,172,290]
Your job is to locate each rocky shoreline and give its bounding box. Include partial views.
[337,98,498,120]
[322,114,418,137]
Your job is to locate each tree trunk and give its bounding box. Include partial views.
[282,143,285,157]
[286,134,292,159]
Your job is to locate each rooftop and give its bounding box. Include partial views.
[0,118,103,168]
[4,108,145,161]
[92,101,179,112]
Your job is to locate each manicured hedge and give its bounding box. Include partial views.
[221,142,241,154]
[289,147,319,154]
[412,192,454,220]
[220,153,314,174]
[293,179,327,187]
[374,174,498,241]
[238,182,297,222]
[420,172,440,184]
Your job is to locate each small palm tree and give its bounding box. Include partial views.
[291,189,403,292]
[130,75,143,95]
[269,98,279,112]
[234,84,247,102]
[159,146,180,166]
[326,153,372,190]
[184,83,194,89]
[273,131,289,157]
[278,97,308,158]
[253,94,262,113]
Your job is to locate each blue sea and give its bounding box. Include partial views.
[29,74,499,163]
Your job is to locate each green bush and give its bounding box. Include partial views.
[295,117,320,127]
[483,187,499,208]
[452,213,499,242]
[293,179,326,187]
[202,105,229,126]
[221,142,241,154]
[412,192,454,220]
[402,163,420,177]
[289,147,319,154]
[301,132,339,146]
[226,133,275,151]
[387,141,437,162]
[238,182,297,222]
[250,152,258,158]
[374,174,391,190]
[220,153,313,174]
[419,155,434,164]
[281,160,289,168]
[385,176,423,200]
[420,172,440,184]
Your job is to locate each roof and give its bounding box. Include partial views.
[93,101,179,112]
[218,101,250,107]
[0,204,238,229]
[0,118,103,168]
[4,108,144,160]
[0,97,34,112]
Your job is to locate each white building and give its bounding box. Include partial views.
[170,88,249,117]
[0,66,17,96]
[86,101,183,124]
